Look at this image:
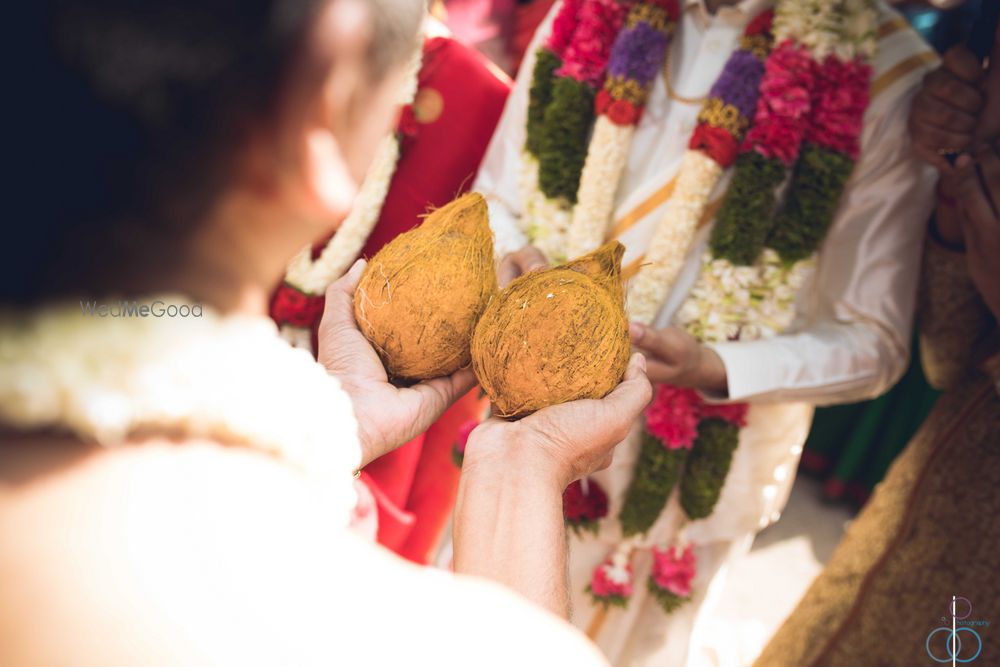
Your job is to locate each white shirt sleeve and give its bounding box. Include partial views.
[709,83,937,405]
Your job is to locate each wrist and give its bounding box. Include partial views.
[462,424,569,490]
[694,345,728,395]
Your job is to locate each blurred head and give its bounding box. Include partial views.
[6,0,423,305]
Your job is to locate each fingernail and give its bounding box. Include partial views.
[629,322,644,344]
[633,352,647,372]
[349,258,367,279]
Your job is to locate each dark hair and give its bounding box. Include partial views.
[6,0,419,305]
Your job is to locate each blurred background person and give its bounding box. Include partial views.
[754,27,1000,667]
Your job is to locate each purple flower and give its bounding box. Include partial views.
[607,22,671,86]
[709,49,765,120]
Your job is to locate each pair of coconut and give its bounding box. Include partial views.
[353,193,630,419]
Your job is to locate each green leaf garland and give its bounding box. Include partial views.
[525,49,562,158]
[768,142,856,263]
[536,77,596,204]
[710,151,786,266]
[619,431,689,537]
[679,418,740,520]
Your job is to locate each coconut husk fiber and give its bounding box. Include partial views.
[353,192,497,382]
[471,241,630,418]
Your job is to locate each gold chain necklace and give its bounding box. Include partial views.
[662,36,709,105]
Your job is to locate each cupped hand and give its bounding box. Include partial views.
[318,259,477,466]
[909,46,985,171]
[628,322,728,393]
[466,353,652,488]
[498,244,549,288]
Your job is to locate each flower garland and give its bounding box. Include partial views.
[520,0,673,262]
[0,298,362,524]
[585,0,878,616]
[567,0,680,258]
[276,46,424,351]
[626,9,774,324]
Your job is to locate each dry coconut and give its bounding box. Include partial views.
[471,241,630,418]
[354,192,497,381]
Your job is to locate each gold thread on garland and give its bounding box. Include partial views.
[697,98,750,136]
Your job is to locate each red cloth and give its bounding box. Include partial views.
[270,35,509,564]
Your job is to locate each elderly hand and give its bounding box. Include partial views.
[628,322,728,393]
[464,353,652,488]
[497,244,549,288]
[317,259,477,466]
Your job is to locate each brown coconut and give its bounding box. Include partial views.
[353,192,497,381]
[471,241,630,418]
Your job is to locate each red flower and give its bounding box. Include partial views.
[563,478,609,523]
[645,384,701,450]
[595,88,613,115]
[745,9,774,37]
[270,284,325,329]
[653,0,681,22]
[651,545,697,597]
[699,401,749,427]
[806,56,871,160]
[690,123,739,167]
[396,104,419,139]
[607,99,640,126]
[744,40,816,165]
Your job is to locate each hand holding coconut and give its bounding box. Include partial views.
[319,259,477,466]
[454,352,651,616]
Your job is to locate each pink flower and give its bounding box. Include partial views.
[545,0,583,56]
[807,56,871,159]
[744,40,816,165]
[555,0,630,88]
[590,558,633,599]
[645,384,701,449]
[698,401,749,428]
[650,545,697,597]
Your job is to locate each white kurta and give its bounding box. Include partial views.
[474,1,938,665]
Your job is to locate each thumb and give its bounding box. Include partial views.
[321,259,367,330]
[629,321,676,362]
[593,353,653,441]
